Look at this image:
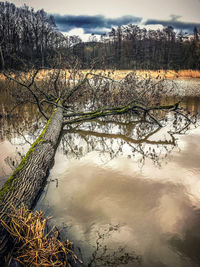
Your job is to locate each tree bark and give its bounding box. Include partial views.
[0,106,63,262]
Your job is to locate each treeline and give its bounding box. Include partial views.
[0,2,80,69]
[0,1,200,70]
[74,26,200,70]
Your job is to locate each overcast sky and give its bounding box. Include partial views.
[7,0,200,40]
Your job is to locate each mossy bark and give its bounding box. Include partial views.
[0,106,63,262]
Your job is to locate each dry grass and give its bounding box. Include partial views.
[1,69,200,81]
[106,69,200,80]
[0,204,81,266]
[176,69,200,78]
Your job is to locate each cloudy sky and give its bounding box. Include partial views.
[7,0,200,40]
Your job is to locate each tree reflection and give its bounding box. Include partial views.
[86,224,142,267]
[1,99,199,170]
[168,208,200,266]
[1,77,200,169]
[61,110,198,167]
[0,100,45,176]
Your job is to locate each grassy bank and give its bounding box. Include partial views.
[1,69,200,81]
[111,69,200,79]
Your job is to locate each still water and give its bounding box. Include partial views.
[1,79,200,266]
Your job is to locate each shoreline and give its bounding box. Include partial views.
[1,69,200,81]
[113,69,200,79]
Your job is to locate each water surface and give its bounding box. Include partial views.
[1,79,200,266]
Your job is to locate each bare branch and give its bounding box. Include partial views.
[0,45,5,70]
[63,73,90,102]
[2,72,49,120]
[53,69,60,97]
[63,102,180,126]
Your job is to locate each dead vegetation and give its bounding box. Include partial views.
[0,204,81,266]
[1,69,200,81]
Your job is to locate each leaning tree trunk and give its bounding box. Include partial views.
[0,106,63,262]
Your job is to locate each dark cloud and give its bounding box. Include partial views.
[53,13,200,35]
[53,14,142,34]
[145,18,200,32]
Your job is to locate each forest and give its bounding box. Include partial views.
[0,1,200,70]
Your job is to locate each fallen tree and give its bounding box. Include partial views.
[0,105,63,260]
[0,58,194,262]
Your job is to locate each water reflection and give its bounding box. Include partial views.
[35,97,200,266]
[0,86,45,185]
[1,80,200,266]
[61,109,197,167]
[37,145,200,267]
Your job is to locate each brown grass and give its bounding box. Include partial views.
[1,69,200,81]
[0,204,81,266]
[105,69,200,80]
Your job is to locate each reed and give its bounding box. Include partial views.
[1,69,200,82]
[0,204,81,266]
[110,70,200,79]
[177,69,200,78]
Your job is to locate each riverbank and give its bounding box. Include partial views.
[112,69,200,79]
[1,69,200,81]
[35,69,200,80]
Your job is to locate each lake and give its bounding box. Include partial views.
[1,79,200,266]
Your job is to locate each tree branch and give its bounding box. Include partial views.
[63,102,180,126]
[2,72,49,120]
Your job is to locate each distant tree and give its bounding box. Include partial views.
[194,26,199,42]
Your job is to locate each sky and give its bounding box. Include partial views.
[7,0,200,41]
